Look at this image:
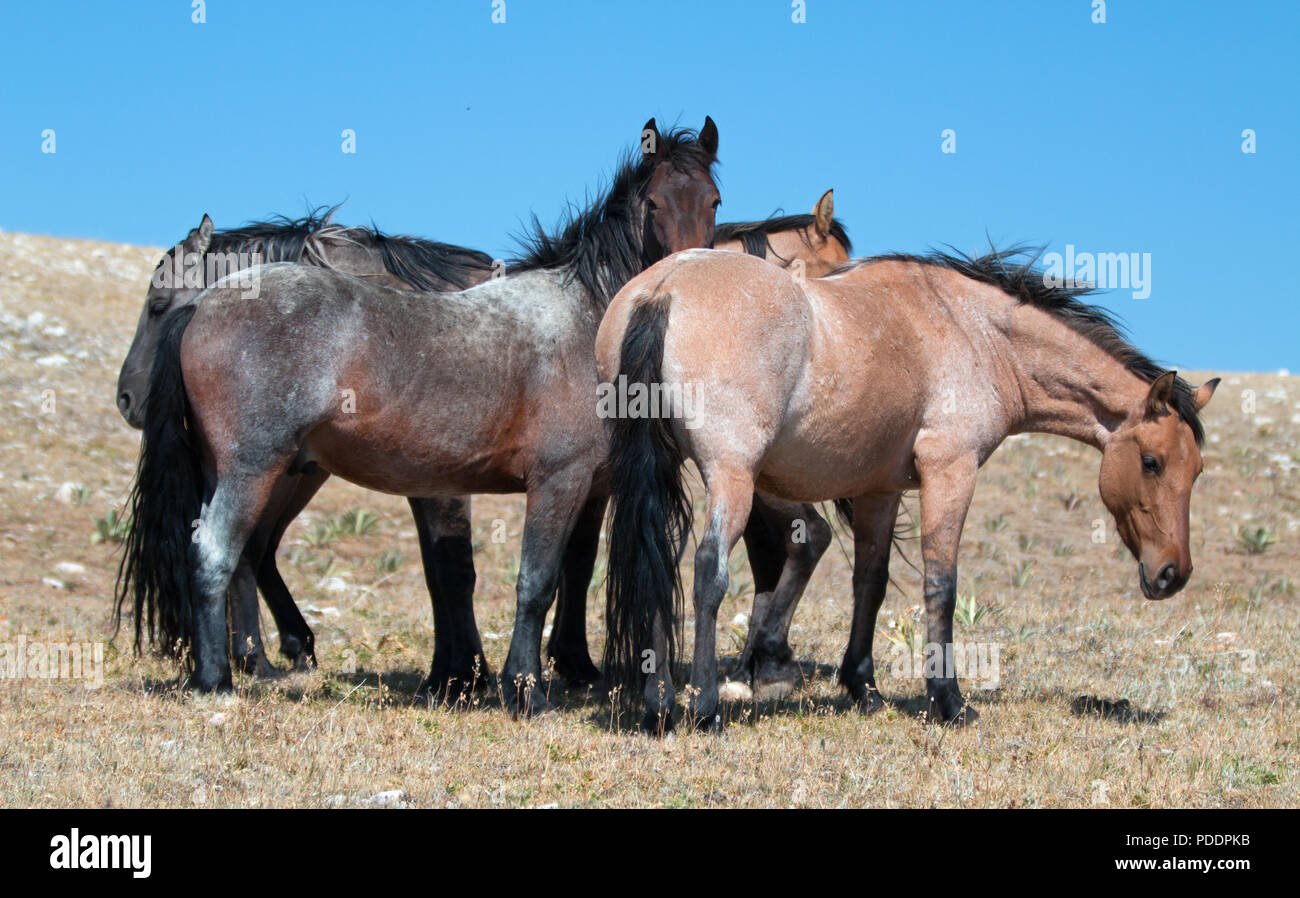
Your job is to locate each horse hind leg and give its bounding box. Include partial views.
[686,467,755,731]
[737,497,831,702]
[189,464,293,692]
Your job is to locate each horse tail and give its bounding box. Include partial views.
[115,304,204,659]
[602,294,692,705]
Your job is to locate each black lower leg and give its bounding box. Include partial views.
[547,496,605,687]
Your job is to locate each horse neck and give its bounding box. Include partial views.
[1002,307,1149,450]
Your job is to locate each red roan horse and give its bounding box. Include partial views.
[597,247,1218,732]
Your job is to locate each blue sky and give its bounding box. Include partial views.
[1,0,1295,371]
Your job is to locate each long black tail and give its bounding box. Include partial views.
[602,296,692,705]
[115,304,204,659]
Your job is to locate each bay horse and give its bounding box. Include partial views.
[114,210,509,691]
[597,247,1218,732]
[117,118,721,714]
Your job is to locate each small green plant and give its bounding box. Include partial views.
[985,513,1009,533]
[1017,534,1038,553]
[954,591,994,627]
[339,509,379,536]
[90,509,131,544]
[73,485,93,506]
[1053,542,1076,557]
[304,520,338,547]
[374,549,403,573]
[1012,560,1034,588]
[1234,524,1277,555]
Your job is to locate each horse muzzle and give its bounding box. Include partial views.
[1139,561,1190,600]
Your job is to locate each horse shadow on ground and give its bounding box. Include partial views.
[121,658,1166,732]
[1063,692,1166,725]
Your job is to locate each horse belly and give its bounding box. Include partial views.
[304,408,527,497]
[755,432,916,502]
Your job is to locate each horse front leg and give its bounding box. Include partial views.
[228,557,275,676]
[839,492,903,713]
[501,470,591,717]
[737,496,832,700]
[916,454,980,726]
[247,468,329,670]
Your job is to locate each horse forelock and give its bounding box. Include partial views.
[716,213,853,259]
[509,125,719,309]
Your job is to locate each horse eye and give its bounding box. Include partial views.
[1141,455,1161,475]
[149,301,169,317]
[646,199,659,212]
[711,198,721,209]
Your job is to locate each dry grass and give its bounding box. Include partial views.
[0,230,1296,808]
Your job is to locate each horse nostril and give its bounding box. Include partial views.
[1155,562,1177,591]
[117,392,132,414]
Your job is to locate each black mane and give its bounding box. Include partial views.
[509,126,718,308]
[206,204,340,262]
[716,212,852,260]
[843,246,1205,444]
[351,225,495,291]
[195,204,493,291]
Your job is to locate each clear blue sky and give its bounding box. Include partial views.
[1,1,1295,371]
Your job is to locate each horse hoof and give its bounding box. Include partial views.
[688,712,722,734]
[640,711,675,737]
[506,686,554,719]
[853,687,886,715]
[927,697,979,727]
[752,658,801,702]
[553,656,603,691]
[234,651,277,678]
[190,671,234,693]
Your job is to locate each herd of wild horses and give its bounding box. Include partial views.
[114,118,1219,732]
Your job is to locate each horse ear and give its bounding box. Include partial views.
[813,189,834,236]
[1145,370,1178,415]
[699,116,719,156]
[641,118,661,157]
[184,214,214,255]
[1192,377,1220,412]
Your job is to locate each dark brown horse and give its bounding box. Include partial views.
[597,247,1218,731]
[117,119,720,714]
